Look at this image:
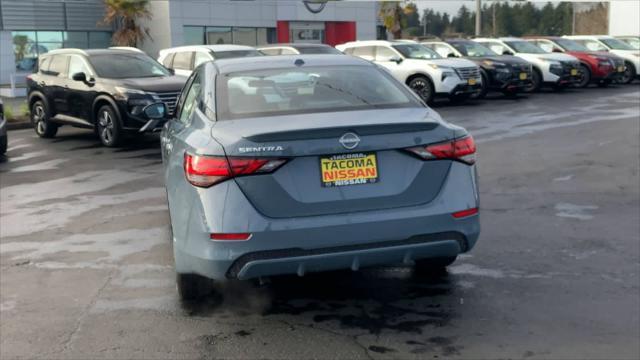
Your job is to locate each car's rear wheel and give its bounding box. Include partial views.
[31,100,58,138]
[407,75,434,104]
[523,68,542,93]
[619,61,636,84]
[96,105,123,147]
[176,273,214,301]
[576,64,591,88]
[414,256,458,273]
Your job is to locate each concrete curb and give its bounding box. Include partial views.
[7,121,31,131]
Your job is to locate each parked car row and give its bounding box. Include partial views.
[23,35,638,149]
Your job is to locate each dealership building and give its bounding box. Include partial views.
[0,0,380,96]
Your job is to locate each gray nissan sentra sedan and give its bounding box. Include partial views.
[151,55,480,300]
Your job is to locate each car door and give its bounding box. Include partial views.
[162,70,203,184]
[65,54,96,122]
[46,54,70,115]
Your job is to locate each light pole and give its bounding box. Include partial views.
[476,0,482,36]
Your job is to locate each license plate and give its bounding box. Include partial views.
[468,78,477,85]
[618,66,625,72]
[519,72,528,80]
[571,68,578,76]
[320,153,378,187]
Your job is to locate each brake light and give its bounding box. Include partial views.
[184,153,287,188]
[210,233,252,241]
[405,135,476,164]
[452,207,479,218]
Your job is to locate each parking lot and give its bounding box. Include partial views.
[1,85,639,359]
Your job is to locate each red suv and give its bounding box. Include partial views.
[526,36,625,88]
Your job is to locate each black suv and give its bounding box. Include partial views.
[26,48,187,147]
[423,39,533,98]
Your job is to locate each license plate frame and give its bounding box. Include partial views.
[618,66,625,72]
[320,152,379,188]
[519,72,528,80]
[571,68,578,76]
[468,78,477,86]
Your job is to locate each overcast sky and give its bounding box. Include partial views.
[412,0,601,16]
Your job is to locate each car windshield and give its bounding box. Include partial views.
[89,53,170,78]
[600,38,635,50]
[504,41,547,54]
[296,47,343,55]
[553,39,589,52]
[393,44,441,59]
[214,50,262,59]
[217,65,419,120]
[619,37,640,49]
[450,42,497,57]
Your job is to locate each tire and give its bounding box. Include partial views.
[470,70,489,99]
[523,69,542,93]
[407,75,434,104]
[414,256,458,274]
[176,273,214,301]
[619,61,636,84]
[96,104,124,147]
[576,64,591,88]
[0,135,7,155]
[31,100,58,138]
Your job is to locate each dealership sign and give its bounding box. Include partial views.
[303,0,330,14]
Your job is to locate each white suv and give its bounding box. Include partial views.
[337,40,482,103]
[158,45,262,77]
[473,37,581,92]
[563,35,640,84]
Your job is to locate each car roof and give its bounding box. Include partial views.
[564,35,612,39]
[258,43,333,49]
[337,40,413,47]
[161,45,256,53]
[211,54,371,74]
[44,48,148,57]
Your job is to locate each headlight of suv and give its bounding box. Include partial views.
[114,86,149,96]
[428,64,458,81]
[114,87,156,115]
[482,60,507,68]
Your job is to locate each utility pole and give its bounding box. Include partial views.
[475,0,482,36]
[492,2,497,36]
[423,9,427,36]
[571,3,576,35]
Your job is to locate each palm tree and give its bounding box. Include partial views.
[379,1,415,39]
[102,0,152,47]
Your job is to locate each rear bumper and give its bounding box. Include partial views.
[170,162,480,281]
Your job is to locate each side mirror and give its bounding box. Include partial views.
[389,56,403,64]
[72,72,87,82]
[143,102,168,120]
[502,50,513,56]
[447,52,457,58]
[166,67,175,75]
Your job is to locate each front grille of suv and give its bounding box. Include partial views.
[456,66,480,80]
[153,91,180,115]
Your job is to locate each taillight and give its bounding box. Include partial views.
[184,153,287,188]
[405,135,476,165]
[210,233,252,241]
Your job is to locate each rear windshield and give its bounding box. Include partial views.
[296,47,343,55]
[450,41,497,57]
[393,44,441,59]
[217,65,420,120]
[214,50,262,59]
[600,38,634,50]
[504,41,547,54]
[553,38,589,52]
[89,53,171,78]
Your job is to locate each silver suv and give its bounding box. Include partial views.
[337,40,482,103]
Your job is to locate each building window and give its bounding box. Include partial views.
[206,27,232,45]
[12,31,112,72]
[184,26,205,45]
[185,26,276,46]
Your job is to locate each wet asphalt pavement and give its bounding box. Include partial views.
[1,85,639,359]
